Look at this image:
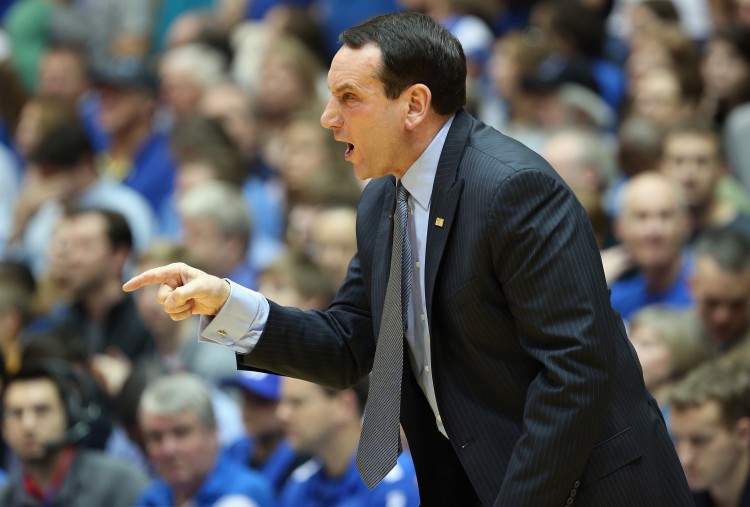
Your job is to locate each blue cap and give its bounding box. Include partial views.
[223,372,281,401]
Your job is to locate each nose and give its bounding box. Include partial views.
[320,97,341,130]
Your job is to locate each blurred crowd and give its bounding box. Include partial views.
[1,0,750,505]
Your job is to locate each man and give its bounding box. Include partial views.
[0,360,149,506]
[607,172,693,320]
[670,362,750,506]
[14,122,156,277]
[136,373,274,507]
[93,58,176,213]
[690,227,750,355]
[125,12,692,506]
[223,372,307,494]
[277,377,419,506]
[660,117,750,243]
[59,208,153,362]
[178,181,257,289]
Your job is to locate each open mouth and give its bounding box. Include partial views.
[345,143,354,158]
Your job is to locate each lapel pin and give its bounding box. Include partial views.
[435,217,445,227]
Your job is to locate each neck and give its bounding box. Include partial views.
[642,256,683,294]
[710,452,750,507]
[24,451,64,488]
[110,120,150,160]
[393,115,451,180]
[80,278,125,322]
[253,432,284,464]
[319,423,360,478]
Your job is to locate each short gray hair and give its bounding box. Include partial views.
[138,373,215,429]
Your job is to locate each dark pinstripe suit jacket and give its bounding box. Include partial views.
[238,110,693,506]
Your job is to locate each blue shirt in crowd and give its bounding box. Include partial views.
[279,453,420,507]
[225,436,304,493]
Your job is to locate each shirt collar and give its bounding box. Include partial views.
[400,115,455,211]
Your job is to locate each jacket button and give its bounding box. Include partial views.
[566,497,574,506]
[573,480,580,488]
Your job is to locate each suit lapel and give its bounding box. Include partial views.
[371,176,397,336]
[425,110,472,319]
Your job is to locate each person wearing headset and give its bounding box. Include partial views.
[0,360,150,507]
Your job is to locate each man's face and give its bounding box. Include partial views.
[671,401,749,491]
[98,86,151,134]
[3,378,68,462]
[140,409,218,491]
[320,44,410,181]
[38,51,89,101]
[617,178,687,271]
[661,134,723,210]
[691,256,750,346]
[65,213,117,296]
[309,208,357,287]
[277,378,341,455]
[241,391,281,440]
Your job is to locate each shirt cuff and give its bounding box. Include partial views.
[199,279,270,354]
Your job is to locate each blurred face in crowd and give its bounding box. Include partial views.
[308,207,357,288]
[702,38,750,102]
[691,256,750,346]
[257,51,309,120]
[38,49,89,101]
[240,390,282,440]
[98,86,154,135]
[160,65,203,120]
[278,119,331,193]
[3,378,68,462]
[671,401,750,491]
[542,133,601,194]
[616,174,687,272]
[200,84,258,157]
[277,378,342,456]
[141,409,218,492]
[181,215,235,277]
[661,133,724,211]
[736,0,750,27]
[632,69,686,128]
[628,323,672,391]
[65,213,121,296]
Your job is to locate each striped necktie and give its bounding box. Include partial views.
[356,182,411,488]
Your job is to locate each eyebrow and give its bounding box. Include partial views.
[331,83,359,95]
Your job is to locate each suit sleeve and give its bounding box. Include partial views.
[236,250,376,390]
[488,168,620,505]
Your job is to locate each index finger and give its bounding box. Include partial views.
[122,263,186,292]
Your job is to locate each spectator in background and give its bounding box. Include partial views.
[137,373,275,507]
[223,372,307,494]
[700,24,750,127]
[691,227,750,355]
[0,360,149,506]
[630,67,697,129]
[670,361,750,507]
[255,35,324,167]
[130,241,237,386]
[55,208,153,363]
[660,116,750,243]
[277,377,420,507]
[607,172,692,320]
[36,44,89,103]
[307,205,358,288]
[0,261,36,375]
[92,59,176,213]
[159,43,228,122]
[256,250,335,312]
[178,181,257,288]
[11,123,156,277]
[627,305,711,414]
[734,0,750,27]
[542,127,616,248]
[481,30,548,150]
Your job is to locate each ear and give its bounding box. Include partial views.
[403,83,432,131]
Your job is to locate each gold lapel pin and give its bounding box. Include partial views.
[435,217,445,227]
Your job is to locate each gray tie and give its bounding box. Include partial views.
[356,182,411,488]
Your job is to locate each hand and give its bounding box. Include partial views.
[90,349,132,398]
[123,263,231,320]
